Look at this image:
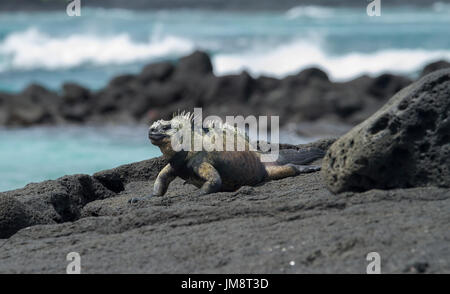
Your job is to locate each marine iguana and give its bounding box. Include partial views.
[129,112,324,203]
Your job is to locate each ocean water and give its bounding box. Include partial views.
[0,125,313,192]
[0,126,161,191]
[1,4,450,191]
[1,4,450,92]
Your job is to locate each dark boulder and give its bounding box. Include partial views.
[93,157,167,185]
[283,67,330,89]
[203,71,254,103]
[108,74,137,88]
[1,174,118,227]
[421,60,450,77]
[142,81,183,107]
[61,83,91,102]
[6,84,60,126]
[176,50,213,76]
[60,83,92,122]
[139,61,175,84]
[322,69,450,193]
[254,76,281,93]
[93,78,145,118]
[296,67,329,83]
[0,93,12,125]
[367,73,412,100]
[21,84,57,103]
[129,81,184,118]
[0,196,32,238]
[325,90,364,119]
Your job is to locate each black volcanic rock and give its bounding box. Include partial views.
[0,174,119,235]
[0,138,449,273]
[143,82,183,106]
[203,71,254,103]
[93,156,167,186]
[254,76,282,93]
[0,93,12,125]
[367,73,412,100]
[6,84,60,126]
[108,74,137,88]
[295,67,330,83]
[176,50,213,76]
[62,83,91,103]
[0,196,32,238]
[139,62,175,84]
[60,83,92,122]
[421,60,450,77]
[3,53,450,129]
[322,69,450,193]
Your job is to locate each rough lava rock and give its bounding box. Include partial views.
[0,174,120,237]
[0,196,32,238]
[176,50,213,76]
[0,51,430,128]
[421,60,450,77]
[322,69,450,193]
[0,139,449,273]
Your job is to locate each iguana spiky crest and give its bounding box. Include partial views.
[150,111,252,152]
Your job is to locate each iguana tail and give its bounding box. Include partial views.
[276,148,325,165]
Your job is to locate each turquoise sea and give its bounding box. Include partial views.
[1,4,450,191]
[1,5,450,92]
[0,126,161,191]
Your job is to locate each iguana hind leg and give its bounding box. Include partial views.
[193,162,222,195]
[265,164,320,181]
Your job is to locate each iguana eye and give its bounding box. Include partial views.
[162,125,171,130]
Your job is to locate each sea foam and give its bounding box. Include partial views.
[285,5,335,19]
[213,39,450,80]
[1,24,450,82]
[0,28,194,71]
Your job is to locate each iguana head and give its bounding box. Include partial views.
[148,119,173,145]
[148,112,193,158]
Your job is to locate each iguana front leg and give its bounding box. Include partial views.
[153,163,177,196]
[193,162,222,196]
[129,163,176,203]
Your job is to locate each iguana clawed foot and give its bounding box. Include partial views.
[128,190,210,204]
[128,193,153,204]
[294,165,321,174]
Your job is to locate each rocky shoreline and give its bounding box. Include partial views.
[0,54,449,273]
[0,136,449,273]
[1,51,449,132]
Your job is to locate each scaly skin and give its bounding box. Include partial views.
[129,115,322,203]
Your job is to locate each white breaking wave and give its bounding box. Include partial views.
[2,28,450,82]
[0,28,195,71]
[285,5,334,19]
[213,39,450,81]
